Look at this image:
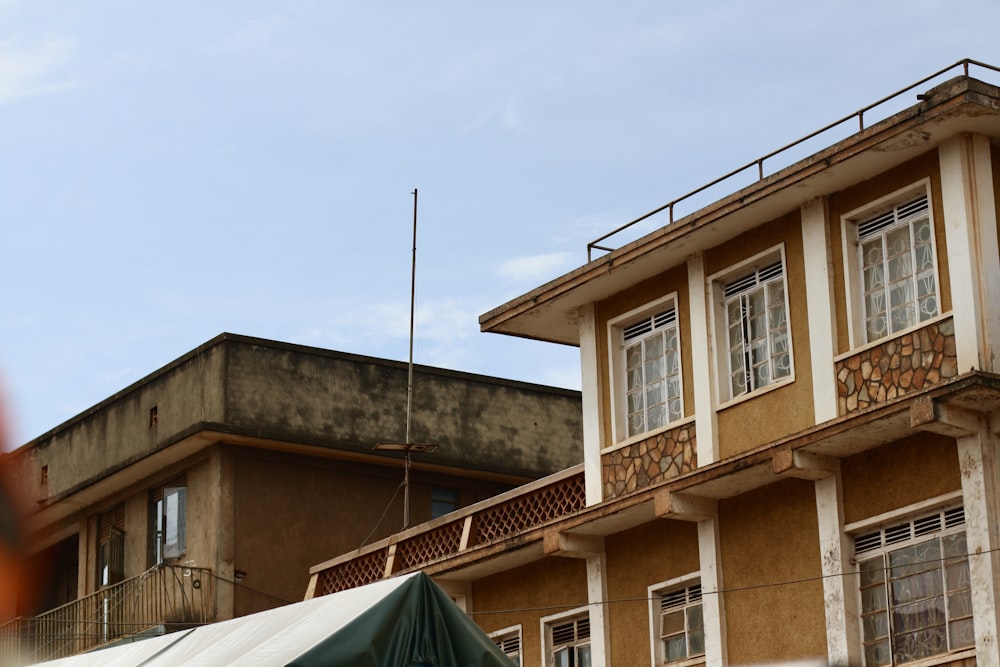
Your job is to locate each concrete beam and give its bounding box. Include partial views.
[653,490,716,521]
[772,449,839,480]
[910,396,984,437]
[543,529,605,558]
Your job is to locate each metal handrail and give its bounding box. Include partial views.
[0,564,213,664]
[587,58,1000,261]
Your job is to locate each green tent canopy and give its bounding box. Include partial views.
[30,572,514,667]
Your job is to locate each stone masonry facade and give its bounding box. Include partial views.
[836,317,958,416]
[602,422,697,500]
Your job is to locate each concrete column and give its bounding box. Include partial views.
[586,553,610,666]
[578,304,604,506]
[698,514,727,667]
[687,252,718,465]
[814,468,861,666]
[801,197,839,423]
[956,416,1000,664]
[938,134,1000,373]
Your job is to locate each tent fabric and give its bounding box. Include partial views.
[29,572,514,667]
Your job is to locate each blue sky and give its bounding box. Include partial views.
[2,1,1000,447]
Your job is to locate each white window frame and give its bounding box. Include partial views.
[848,496,973,667]
[647,574,705,667]
[709,245,794,406]
[541,607,592,667]
[608,294,684,446]
[151,483,187,564]
[489,625,522,666]
[841,179,941,349]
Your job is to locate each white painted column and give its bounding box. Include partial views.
[814,468,861,666]
[578,304,604,506]
[956,416,1000,664]
[801,197,839,423]
[938,134,1000,373]
[698,514,728,667]
[687,252,718,466]
[586,553,610,667]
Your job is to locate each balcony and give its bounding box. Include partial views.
[0,564,214,665]
[308,465,587,597]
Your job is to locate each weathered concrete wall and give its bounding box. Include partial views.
[231,448,513,617]
[222,336,582,477]
[9,333,581,512]
[7,340,227,506]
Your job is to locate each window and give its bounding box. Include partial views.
[610,296,683,442]
[490,627,522,666]
[855,193,938,343]
[650,578,705,665]
[149,482,187,564]
[722,260,790,399]
[854,506,973,666]
[97,504,125,587]
[547,614,591,667]
[623,309,682,437]
[431,486,460,519]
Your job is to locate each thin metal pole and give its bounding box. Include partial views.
[403,188,417,529]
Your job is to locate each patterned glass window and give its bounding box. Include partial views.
[855,506,973,666]
[623,309,682,437]
[723,262,790,398]
[657,582,705,664]
[858,194,938,342]
[550,615,591,667]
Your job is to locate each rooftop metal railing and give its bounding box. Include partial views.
[587,58,1000,261]
[0,563,214,665]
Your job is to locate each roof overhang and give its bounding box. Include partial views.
[479,75,1000,346]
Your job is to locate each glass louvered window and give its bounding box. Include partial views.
[492,631,521,666]
[657,582,705,664]
[858,194,938,343]
[550,615,591,667]
[723,262,790,399]
[623,308,681,438]
[855,506,973,666]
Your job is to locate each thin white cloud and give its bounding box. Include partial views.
[0,38,76,104]
[497,251,573,285]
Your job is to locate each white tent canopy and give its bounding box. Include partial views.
[29,573,511,667]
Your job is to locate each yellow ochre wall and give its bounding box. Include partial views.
[472,558,588,667]
[841,432,960,525]
[708,211,816,459]
[605,520,700,665]
[718,478,827,665]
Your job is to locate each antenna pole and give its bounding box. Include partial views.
[403,188,417,529]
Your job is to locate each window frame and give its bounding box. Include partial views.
[608,293,684,445]
[489,625,522,666]
[541,607,592,667]
[841,179,941,349]
[149,480,187,565]
[709,245,794,406]
[647,574,705,667]
[850,501,973,666]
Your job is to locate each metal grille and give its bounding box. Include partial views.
[473,473,586,545]
[395,520,465,571]
[315,548,388,596]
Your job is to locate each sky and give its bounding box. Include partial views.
[2,1,1000,448]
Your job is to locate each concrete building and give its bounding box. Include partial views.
[307,60,1000,667]
[0,333,582,663]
